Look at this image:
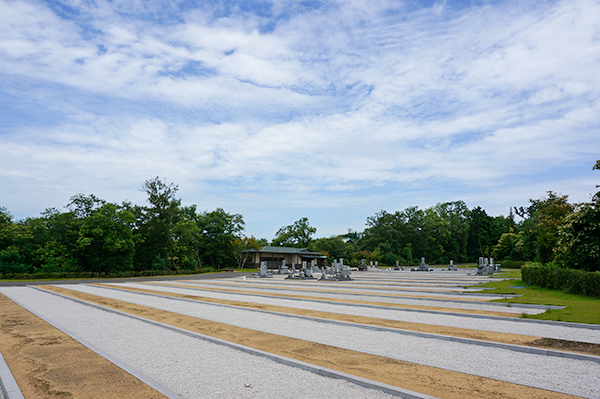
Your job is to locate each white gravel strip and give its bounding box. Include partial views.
[112,282,600,344]
[155,281,549,315]
[0,287,402,399]
[197,280,513,299]
[58,283,600,398]
[343,271,500,282]
[212,276,491,289]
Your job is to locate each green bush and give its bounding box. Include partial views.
[522,265,600,298]
[0,268,215,281]
[498,260,527,269]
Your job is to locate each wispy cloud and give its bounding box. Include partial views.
[1,0,599,237]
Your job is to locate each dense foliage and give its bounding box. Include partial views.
[522,265,600,298]
[0,178,246,277]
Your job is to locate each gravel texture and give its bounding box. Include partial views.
[117,282,600,343]
[0,287,398,399]
[58,283,600,398]
[166,281,548,315]
[198,280,513,299]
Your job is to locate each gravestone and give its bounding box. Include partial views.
[253,261,272,278]
[477,257,495,275]
[359,259,367,271]
[280,259,289,275]
[448,260,457,271]
[411,257,432,272]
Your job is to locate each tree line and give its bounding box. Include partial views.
[1,163,599,277]
[277,161,600,272]
[0,178,245,276]
[308,192,598,272]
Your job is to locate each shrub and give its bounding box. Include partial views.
[522,265,600,298]
[0,268,215,281]
[498,260,527,269]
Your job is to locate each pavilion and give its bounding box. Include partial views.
[242,246,327,269]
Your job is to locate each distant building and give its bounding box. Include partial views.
[341,237,355,244]
[242,246,327,269]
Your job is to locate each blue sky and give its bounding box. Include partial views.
[1,0,599,240]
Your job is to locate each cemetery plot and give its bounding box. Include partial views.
[1,270,599,399]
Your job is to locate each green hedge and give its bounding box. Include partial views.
[0,268,215,281]
[497,260,527,269]
[522,265,600,298]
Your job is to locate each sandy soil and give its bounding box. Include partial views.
[39,285,582,399]
[0,294,167,399]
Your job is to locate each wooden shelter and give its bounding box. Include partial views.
[242,246,327,269]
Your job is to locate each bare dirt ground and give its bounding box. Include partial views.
[32,284,582,399]
[0,294,167,399]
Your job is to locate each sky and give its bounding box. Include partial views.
[1,0,599,240]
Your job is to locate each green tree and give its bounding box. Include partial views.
[232,236,265,268]
[75,203,136,274]
[197,208,245,269]
[554,161,600,271]
[492,228,521,260]
[272,217,316,248]
[310,236,354,262]
[434,201,469,262]
[0,208,34,274]
[134,177,182,270]
[528,192,574,263]
[67,193,106,218]
[30,208,82,272]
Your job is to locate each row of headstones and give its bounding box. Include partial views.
[284,259,353,281]
[411,257,433,272]
[359,259,387,271]
[328,259,352,280]
[361,257,458,272]
[253,259,353,281]
[477,257,501,275]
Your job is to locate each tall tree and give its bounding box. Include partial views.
[554,161,600,271]
[272,217,316,248]
[528,191,574,263]
[134,177,182,270]
[197,208,245,269]
[75,203,136,274]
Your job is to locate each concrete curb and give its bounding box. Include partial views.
[83,283,600,365]
[0,350,24,399]
[31,286,437,399]
[139,282,600,330]
[7,291,184,399]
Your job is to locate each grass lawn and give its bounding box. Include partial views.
[473,270,600,325]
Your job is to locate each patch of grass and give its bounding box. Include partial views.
[472,271,600,325]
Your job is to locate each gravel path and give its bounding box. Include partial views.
[56,283,600,398]
[194,280,514,299]
[0,287,398,399]
[110,282,600,343]
[164,281,548,315]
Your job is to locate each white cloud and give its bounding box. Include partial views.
[1,0,599,238]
